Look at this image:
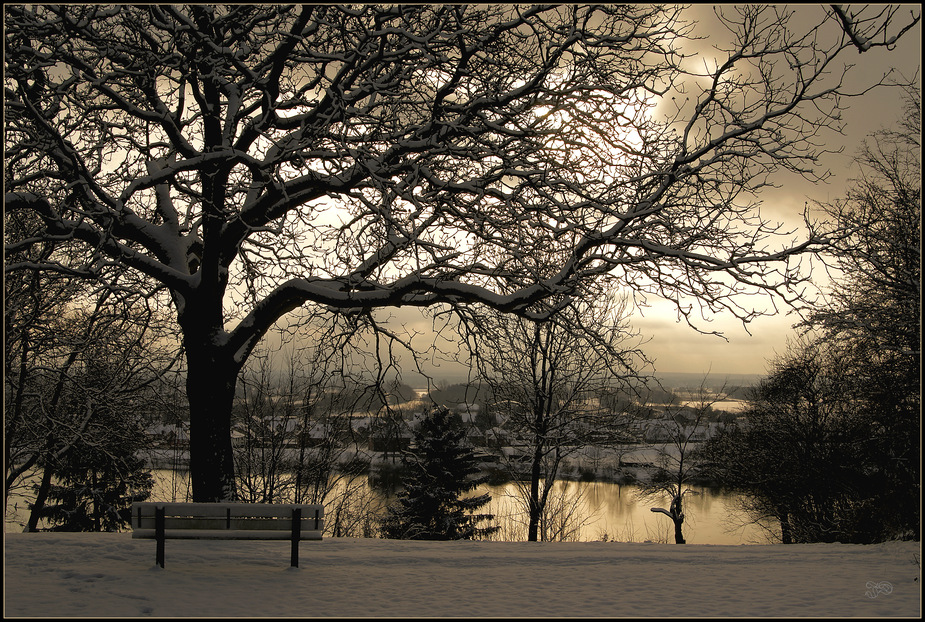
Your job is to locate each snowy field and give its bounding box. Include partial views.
[3,532,920,618]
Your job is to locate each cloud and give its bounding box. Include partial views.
[631,309,797,375]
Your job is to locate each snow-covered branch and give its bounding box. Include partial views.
[5,4,916,501]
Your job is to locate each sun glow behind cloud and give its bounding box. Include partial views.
[590,4,921,376]
[219,5,918,378]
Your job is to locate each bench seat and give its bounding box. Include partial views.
[131,502,324,567]
[132,528,323,540]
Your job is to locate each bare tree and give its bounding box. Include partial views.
[638,379,722,544]
[4,5,918,501]
[476,294,647,541]
[808,83,920,363]
[535,481,596,543]
[700,338,886,543]
[5,204,182,530]
[5,213,82,509]
[798,84,920,540]
[226,323,421,537]
[232,349,297,504]
[486,481,595,543]
[4,279,179,530]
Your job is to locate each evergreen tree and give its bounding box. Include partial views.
[38,443,153,532]
[382,407,497,540]
[33,346,155,532]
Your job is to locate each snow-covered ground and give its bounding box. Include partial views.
[4,532,920,617]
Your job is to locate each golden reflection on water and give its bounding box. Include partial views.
[148,470,767,544]
[475,480,766,544]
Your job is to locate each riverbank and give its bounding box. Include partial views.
[4,532,920,617]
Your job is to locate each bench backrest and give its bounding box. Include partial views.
[131,502,324,539]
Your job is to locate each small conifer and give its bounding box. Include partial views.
[382,406,497,540]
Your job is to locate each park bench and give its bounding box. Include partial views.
[131,502,324,568]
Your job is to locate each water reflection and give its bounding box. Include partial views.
[149,470,767,545]
[470,480,764,544]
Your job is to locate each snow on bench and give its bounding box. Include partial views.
[131,502,323,568]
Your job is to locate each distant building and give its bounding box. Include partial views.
[456,403,480,422]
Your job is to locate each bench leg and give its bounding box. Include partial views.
[290,507,301,568]
[155,506,165,568]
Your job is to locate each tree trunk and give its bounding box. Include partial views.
[673,516,685,544]
[185,347,239,502]
[26,461,53,532]
[779,509,793,544]
[652,497,686,544]
[672,495,685,544]
[527,443,543,541]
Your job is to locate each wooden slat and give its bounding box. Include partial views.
[134,517,324,530]
[130,501,325,549]
[132,529,323,540]
[132,502,323,519]
[135,517,303,530]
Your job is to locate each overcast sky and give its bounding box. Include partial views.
[275,6,921,384]
[632,4,922,376]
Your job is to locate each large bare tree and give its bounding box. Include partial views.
[4,5,917,501]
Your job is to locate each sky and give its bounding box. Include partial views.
[630,4,922,376]
[19,6,918,383]
[373,5,923,382]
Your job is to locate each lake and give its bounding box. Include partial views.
[6,466,767,544]
[148,469,769,545]
[477,480,766,544]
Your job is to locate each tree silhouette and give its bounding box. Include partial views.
[5,5,918,500]
[476,295,644,541]
[382,406,496,540]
